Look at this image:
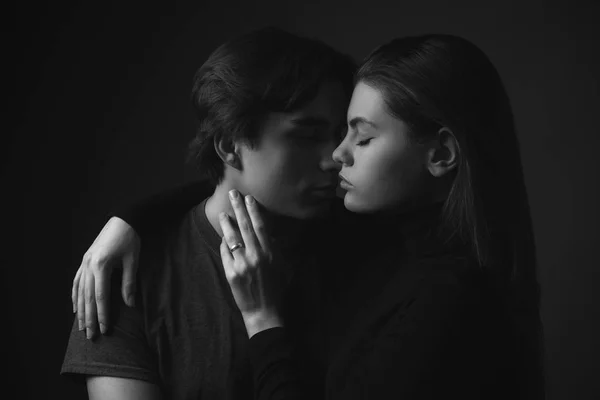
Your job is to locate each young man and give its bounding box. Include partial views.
[61,27,355,400]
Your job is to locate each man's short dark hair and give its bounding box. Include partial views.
[187,27,356,185]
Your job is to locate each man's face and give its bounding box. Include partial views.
[237,81,347,219]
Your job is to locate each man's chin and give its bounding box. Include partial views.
[256,202,328,222]
[288,199,335,220]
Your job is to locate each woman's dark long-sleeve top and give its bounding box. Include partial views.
[113,181,521,399]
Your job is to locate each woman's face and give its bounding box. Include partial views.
[332,82,433,214]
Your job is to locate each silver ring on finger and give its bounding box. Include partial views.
[229,242,245,253]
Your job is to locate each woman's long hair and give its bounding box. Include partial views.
[357,34,544,397]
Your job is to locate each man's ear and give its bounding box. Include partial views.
[214,134,242,170]
[426,127,459,178]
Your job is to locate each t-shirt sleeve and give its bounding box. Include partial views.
[60,280,158,385]
[329,270,490,399]
[248,328,313,400]
[109,180,214,238]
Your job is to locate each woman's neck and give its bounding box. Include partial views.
[340,200,450,258]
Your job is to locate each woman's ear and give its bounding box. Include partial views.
[426,127,459,178]
[214,134,242,170]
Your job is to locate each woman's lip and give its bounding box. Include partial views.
[339,174,353,189]
[339,174,352,186]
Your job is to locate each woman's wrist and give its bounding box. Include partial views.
[242,310,284,338]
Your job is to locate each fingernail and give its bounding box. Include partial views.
[229,189,238,199]
[73,304,77,313]
[86,328,93,340]
[78,320,84,331]
[245,195,253,205]
[100,323,107,334]
[128,294,136,307]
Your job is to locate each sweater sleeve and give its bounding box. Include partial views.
[248,328,316,400]
[109,180,214,238]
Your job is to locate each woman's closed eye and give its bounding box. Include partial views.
[356,138,373,146]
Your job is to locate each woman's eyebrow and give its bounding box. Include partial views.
[348,116,378,130]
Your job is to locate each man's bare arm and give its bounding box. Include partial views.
[87,376,162,400]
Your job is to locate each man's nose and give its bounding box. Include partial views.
[321,154,342,173]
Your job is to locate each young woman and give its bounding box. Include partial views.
[70,34,544,398]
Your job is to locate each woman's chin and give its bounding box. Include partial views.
[343,192,369,214]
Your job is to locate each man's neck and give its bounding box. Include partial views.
[204,183,314,250]
[204,183,237,238]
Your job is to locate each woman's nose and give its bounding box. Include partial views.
[332,141,352,167]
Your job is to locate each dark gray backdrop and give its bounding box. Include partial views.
[5,0,599,398]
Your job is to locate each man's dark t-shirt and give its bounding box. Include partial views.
[61,199,254,399]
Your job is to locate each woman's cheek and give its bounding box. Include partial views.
[356,147,386,200]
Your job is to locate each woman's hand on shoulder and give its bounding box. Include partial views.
[72,216,140,339]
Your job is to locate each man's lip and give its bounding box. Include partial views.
[310,185,337,198]
[311,185,338,193]
[312,182,339,190]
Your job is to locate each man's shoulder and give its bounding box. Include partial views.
[142,204,198,239]
[135,205,207,275]
[140,201,218,254]
[137,202,221,281]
